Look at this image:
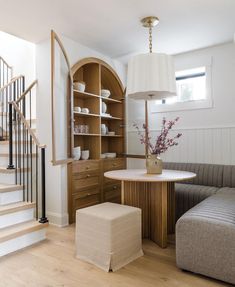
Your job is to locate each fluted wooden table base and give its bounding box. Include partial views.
[122,181,175,248]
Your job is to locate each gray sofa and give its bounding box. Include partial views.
[164,162,235,285]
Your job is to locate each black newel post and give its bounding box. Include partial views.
[39,147,48,223]
[7,103,14,169]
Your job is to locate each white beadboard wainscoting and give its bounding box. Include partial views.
[127,126,235,169]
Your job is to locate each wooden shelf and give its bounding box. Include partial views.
[101,135,123,138]
[74,133,100,136]
[101,96,122,104]
[101,115,123,120]
[69,57,126,224]
[73,90,100,99]
[73,112,100,118]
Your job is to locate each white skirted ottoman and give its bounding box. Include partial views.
[76,202,143,272]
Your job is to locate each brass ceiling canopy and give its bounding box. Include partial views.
[140,16,160,53]
[141,16,159,28]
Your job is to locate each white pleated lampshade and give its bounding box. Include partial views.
[127,53,176,100]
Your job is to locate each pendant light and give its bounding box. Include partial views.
[127,16,177,154]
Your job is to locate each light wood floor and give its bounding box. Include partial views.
[0,225,231,287]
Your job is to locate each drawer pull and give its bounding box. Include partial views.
[112,163,117,167]
[86,174,91,178]
[86,166,90,170]
[80,193,91,199]
[113,186,117,190]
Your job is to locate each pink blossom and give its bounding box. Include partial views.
[133,117,182,155]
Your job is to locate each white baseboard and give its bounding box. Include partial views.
[47,211,69,227]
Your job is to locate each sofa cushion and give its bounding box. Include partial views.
[176,192,235,285]
[163,162,223,187]
[222,165,235,187]
[175,183,219,220]
[217,187,235,195]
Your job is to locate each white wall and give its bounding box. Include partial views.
[0,31,35,86]
[127,42,235,168]
[36,34,126,226]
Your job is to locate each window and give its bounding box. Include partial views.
[156,67,206,105]
[153,60,213,113]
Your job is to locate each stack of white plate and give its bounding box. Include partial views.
[101,89,111,98]
[101,152,116,159]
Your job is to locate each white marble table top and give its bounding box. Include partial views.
[104,169,196,183]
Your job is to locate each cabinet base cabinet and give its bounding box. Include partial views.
[68,158,126,223]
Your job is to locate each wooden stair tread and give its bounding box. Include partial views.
[0,166,30,173]
[0,201,36,215]
[0,220,48,243]
[0,153,37,157]
[0,140,36,145]
[0,184,23,193]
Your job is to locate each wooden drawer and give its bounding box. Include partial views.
[103,158,126,172]
[72,160,100,174]
[73,171,100,192]
[72,189,101,221]
[104,184,121,203]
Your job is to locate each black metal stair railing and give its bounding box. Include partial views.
[0,75,25,140]
[7,82,48,224]
[0,56,13,88]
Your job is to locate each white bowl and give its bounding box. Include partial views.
[73,147,81,160]
[81,150,89,160]
[74,82,86,92]
[100,154,106,159]
[101,89,111,98]
[105,152,116,158]
[108,131,115,136]
[74,106,81,112]
[81,108,89,114]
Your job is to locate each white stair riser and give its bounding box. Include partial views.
[0,190,23,205]
[0,145,37,154]
[0,208,34,229]
[0,157,36,167]
[0,172,31,185]
[0,228,46,257]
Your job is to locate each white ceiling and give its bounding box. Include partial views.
[0,0,235,60]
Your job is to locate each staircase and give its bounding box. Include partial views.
[0,56,48,257]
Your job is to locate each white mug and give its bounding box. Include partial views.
[81,150,89,160]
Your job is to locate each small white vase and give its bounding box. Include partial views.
[102,102,107,113]
[146,154,163,174]
[101,124,107,135]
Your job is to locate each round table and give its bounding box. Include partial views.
[104,169,196,248]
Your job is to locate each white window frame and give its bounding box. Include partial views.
[151,56,213,113]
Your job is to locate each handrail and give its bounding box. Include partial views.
[8,98,48,224]
[0,75,24,92]
[0,56,12,69]
[15,80,37,104]
[10,101,46,148]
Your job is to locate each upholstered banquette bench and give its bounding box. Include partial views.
[164,162,235,285]
[163,162,226,220]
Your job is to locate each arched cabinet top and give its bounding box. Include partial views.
[71,57,124,93]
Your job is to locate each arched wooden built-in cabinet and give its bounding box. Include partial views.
[68,58,126,223]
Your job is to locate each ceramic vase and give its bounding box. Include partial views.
[146,154,163,174]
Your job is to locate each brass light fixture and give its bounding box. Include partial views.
[127,16,177,154]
